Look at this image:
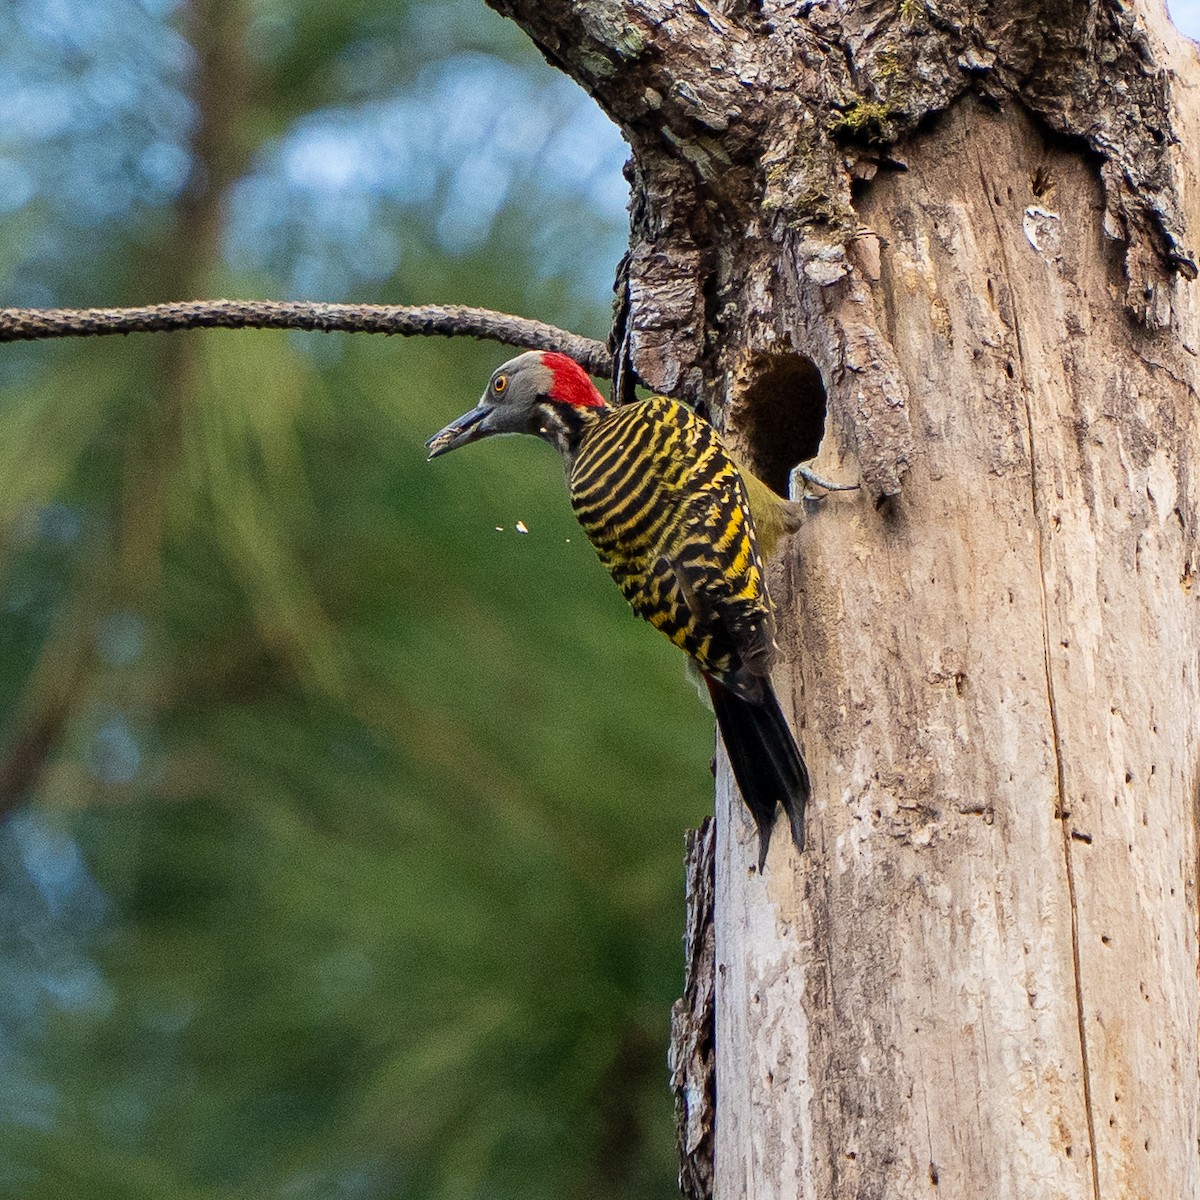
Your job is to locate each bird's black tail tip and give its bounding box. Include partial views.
[706,676,811,870]
[779,791,807,858]
[755,824,772,874]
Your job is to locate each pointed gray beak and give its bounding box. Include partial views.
[426,404,493,460]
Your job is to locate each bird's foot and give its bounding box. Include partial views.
[791,461,860,501]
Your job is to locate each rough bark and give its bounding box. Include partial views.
[670,819,717,1200]
[490,0,1200,1196]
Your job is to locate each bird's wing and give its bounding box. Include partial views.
[666,479,777,688]
[569,395,777,688]
[733,459,803,560]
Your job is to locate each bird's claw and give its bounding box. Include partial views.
[791,462,860,501]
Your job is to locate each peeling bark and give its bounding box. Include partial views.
[488,0,1200,1195]
[670,818,717,1200]
[493,0,1196,500]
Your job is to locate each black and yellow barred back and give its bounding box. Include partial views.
[568,395,776,698]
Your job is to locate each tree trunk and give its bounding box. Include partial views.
[490,0,1200,1194]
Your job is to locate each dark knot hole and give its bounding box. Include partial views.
[734,353,828,496]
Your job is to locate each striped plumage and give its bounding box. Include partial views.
[426,350,811,867]
[569,395,774,691]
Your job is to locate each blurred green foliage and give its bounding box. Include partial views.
[0,2,711,1198]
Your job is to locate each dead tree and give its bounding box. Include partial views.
[480,1,1200,1196]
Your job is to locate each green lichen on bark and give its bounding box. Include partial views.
[831,101,896,143]
[578,0,646,59]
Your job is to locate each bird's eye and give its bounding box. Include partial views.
[493,375,508,394]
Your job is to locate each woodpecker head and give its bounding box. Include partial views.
[426,350,608,460]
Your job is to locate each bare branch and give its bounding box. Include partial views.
[0,299,614,377]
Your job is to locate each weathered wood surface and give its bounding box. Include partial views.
[718,85,1200,1200]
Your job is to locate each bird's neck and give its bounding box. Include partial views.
[542,400,612,467]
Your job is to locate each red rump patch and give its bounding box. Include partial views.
[542,352,606,408]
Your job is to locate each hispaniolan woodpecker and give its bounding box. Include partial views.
[427,350,810,868]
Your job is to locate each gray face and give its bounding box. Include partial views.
[425,351,556,459]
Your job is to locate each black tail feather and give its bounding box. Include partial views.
[706,677,810,870]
